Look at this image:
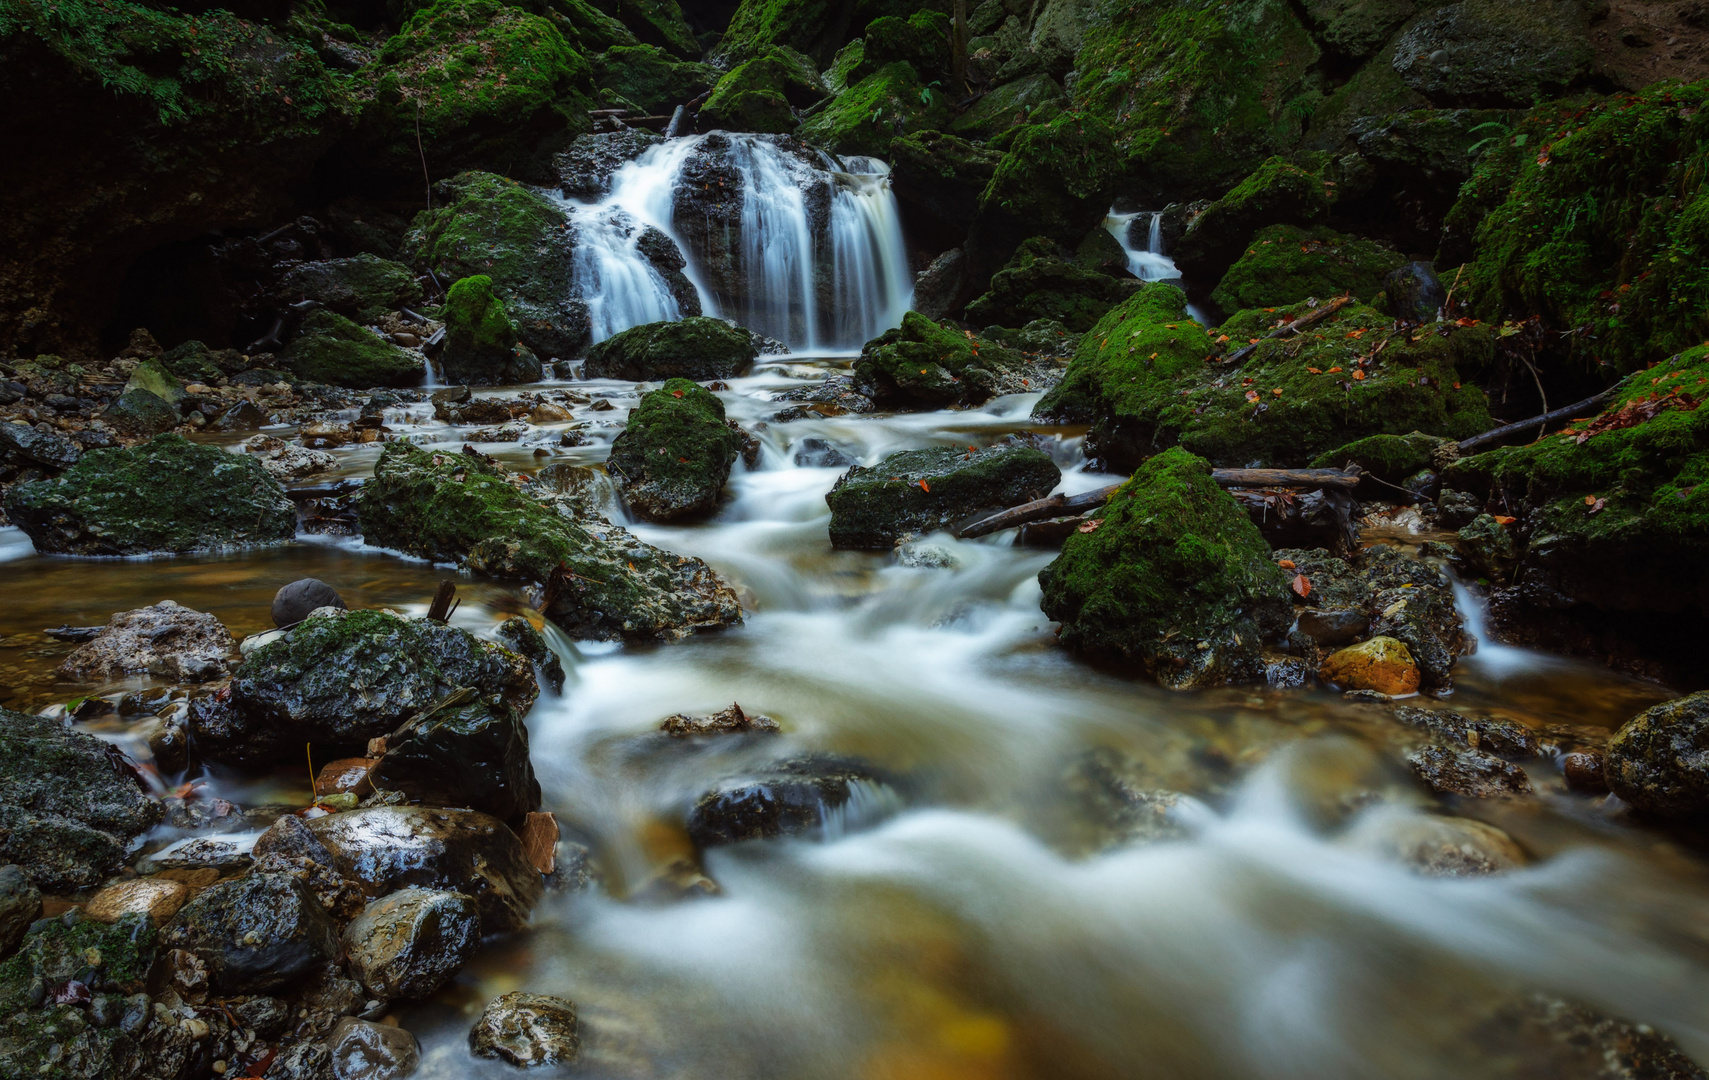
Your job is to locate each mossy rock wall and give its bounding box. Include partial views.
[967,112,1121,279]
[796,62,951,159]
[1210,224,1405,313]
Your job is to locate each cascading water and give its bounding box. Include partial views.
[1106,209,1180,282]
[563,133,913,352]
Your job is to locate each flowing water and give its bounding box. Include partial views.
[3,177,1708,1078]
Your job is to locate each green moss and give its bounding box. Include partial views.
[1310,432,1443,480]
[1174,155,1334,280]
[1211,224,1405,312]
[278,253,424,322]
[1038,447,1292,687]
[853,310,1030,407]
[548,0,642,52]
[442,274,525,384]
[590,44,717,114]
[2,433,296,555]
[1451,82,1709,374]
[971,112,1121,266]
[597,0,699,58]
[965,236,1139,332]
[712,0,846,66]
[826,445,1061,548]
[283,309,425,388]
[699,46,825,133]
[949,73,1066,141]
[583,316,758,380]
[796,61,950,158]
[607,379,745,520]
[1299,37,1429,151]
[860,11,951,77]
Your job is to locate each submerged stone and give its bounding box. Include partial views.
[687,756,895,847]
[470,992,580,1067]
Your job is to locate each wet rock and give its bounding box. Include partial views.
[1436,487,1482,530]
[241,434,338,481]
[606,379,747,521]
[1456,513,1519,584]
[0,911,163,1076]
[83,878,190,926]
[1606,691,1709,818]
[274,578,348,627]
[55,600,235,683]
[1472,992,1709,1080]
[556,130,664,198]
[1382,261,1446,324]
[3,433,296,556]
[0,866,42,958]
[442,275,541,386]
[887,132,1003,247]
[687,756,893,847]
[1265,655,1313,689]
[1563,751,1609,794]
[661,703,779,737]
[284,310,426,389]
[791,438,855,469]
[827,445,1061,549]
[136,836,254,876]
[101,387,181,436]
[966,236,1139,333]
[1343,808,1526,876]
[1295,607,1369,646]
[308,806,543,933]
[375,696,542,820]
[326,1017,420,1080]
[161,872,337,993]
[496,616,565,695]
[0,421,81,472]
[270,1039,337,1080]
[852,311,1035,409]
[253,813,336,868]
[582,317,757,381]
[277,255,422,323]
[910,248,966,321]
[1407,744,1534,799]
[354,443,742,642]
[1039,448,1293,688]
[1393,705,1539,758]
[1392,0,1594,106]
[1065,748,1198,851]
[143,713,188,771]
[0,707,163,890]
[194,608,536,767]
[1321,636,1421,695]
[1174,156,1331,284]
[470,992,580,1068]
[344,887,478,1001]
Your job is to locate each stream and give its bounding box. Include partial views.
[2,139,1708,1079]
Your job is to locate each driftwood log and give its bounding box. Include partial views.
[1456,386,1620,453]
[1218,295,1354,366]
[957,467,1362,538]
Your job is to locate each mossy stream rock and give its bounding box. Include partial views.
[355,442,742,641]
[284,309,426,388]
[852,311,1033,408]
[0,911,158,1079]
[0,708,163,891]
[796,61,950,159]
[582,317,758,380]
[376,698,542,820]
[591,45,718,116]
[1038,448,1292,689]
[193,608,537,767]
[1173,156,1333,285]
[1606,691,1709,818]
[1210,224,1405,313]
[3,434,296,556]
[277,254,422,322]
[699,46,826,133]
[607,379,747,521]
[966,236,1140,332]
[826,445,1061,549]
[442,275,541,385]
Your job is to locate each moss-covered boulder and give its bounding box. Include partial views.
[950,73,1066,141]
[1391,0,1594,107]
[355,443,742,640]
[607,379,747,520]
[3,434,296,556]
[826,445,1061,549]
[277,254,423,322]
[442,275,541,384]
[601,0,700,58]
[1606,691,1709,818]
[858,11,952,80]
[698,46,826,133]
[852,311,1030,408]
[100,387,181,437]
[354,0,595,179]
[966,236,1140,332]
[1173,156,1333,284]
[712,0,858,67]
[1300,0,1415,59]
[887,131,1004,248]
[0,911,158,1077]
[796,62,951,159]
[0,708,163,891]
[582,316,759,379]
[1310,431,1447,483]
[590,45,718,115]
[966,112,1120,278]
[1036,291,1493,471]
[402,171,585,359]
[283,309,426,388]
[1039,448,1292,688]
[1210,224,1405,313]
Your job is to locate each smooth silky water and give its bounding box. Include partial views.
[3,173,1707,1076]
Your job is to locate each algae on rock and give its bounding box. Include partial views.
[826,445,1061,549]
[607,379,748,521]
[442,275,542,385]
[284,309,426,388]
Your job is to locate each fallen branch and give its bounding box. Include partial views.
[1456,386,1620,453]
[957,468,1362,538]
[1219,295,1354,366]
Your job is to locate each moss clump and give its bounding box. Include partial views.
[1038,447,1292,688]
[859,11,951,77]
[796,61,950,159]
[607,379,746,521]
[0,913,159,1077]
[583,317,758,380]
[284,309,426,388]
[3,433,295,556]
[711,0,849,67]
[699,46,826,133]
[826,445,1061,549]
[1310,432,1446,481]
[949,73,1065,141]
[1173,155,1334,282]
[443,275,541,384]
[358,0,594,177]
[966,236,1140,332]
[886,131,1002,238]
[354,442,743,640]
[967,112,1121,278]
[853,310,1032,407]
[402,172,581,358]
[0,914,156,1011]
[1451,82,1709,374]
[591,44,717,115]
[1210,224,1404,313]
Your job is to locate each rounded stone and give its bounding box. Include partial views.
[1607,690,1709,817]
[344,887,479,1000]
[83,877,190,926]
[1319,636,1421,696]
[272,578,347,627]
[326,1017,419,1080]
[469,992,579,1068]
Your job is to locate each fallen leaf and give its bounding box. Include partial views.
[1587,497,1607,514]
[1584,495,1597,506]
[1352,370,1366,381]
[1291,574,1311,598]
[1327,366,1343,373]
[1277,559,1297,569]
[918,479,930,492]
[1272,388,1283,396]
[1077,518,1104,533]
[671,389,684,398]
[1245,390,1261,402]
[1306,367,1322,374]
[1492,515,1517,526]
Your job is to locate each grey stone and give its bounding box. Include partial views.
[161,872,338,993]
[344,887,479,1000]
[326,1017,420,1080]
[273,578,348,627]
[0,866,43,958]
[469,992,579,1068]
[56,600,236,683]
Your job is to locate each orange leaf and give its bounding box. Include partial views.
[671,389,685,398]
[1584,495,1597,505]
[1216,334,1231,344]
[1248,338,1260,344]
[1291,573,1311,598]
[918,479,930,492]
[1306,367,1322,374]
[1245,390,1260,402]
[1277,559,1297,569]
[1327,366,1343,373]
[1455,317,1478,326]
[1271,388,1283,396]
[1077,518,1105,533]
[1492,515,1517,526]
[1352,370,1366,381]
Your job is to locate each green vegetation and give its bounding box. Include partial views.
[966,237,1139,332]
[826,445,1061,548]
[699,45,825,133]
[1210,224,1404,312]
[442,274,532,384]
[796,61,949,158]
[284,309,426,387]
[607,378,747,520]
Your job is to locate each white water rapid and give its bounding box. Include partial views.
[563,134,913,352]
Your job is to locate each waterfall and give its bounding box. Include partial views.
[562,133,913,353]
[1105,209,1180,282]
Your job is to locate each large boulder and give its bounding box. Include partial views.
[581,317,758,381]
[355,443,741,641]
[56,600,236,683]
[192,608,537,767]
[796,62,952,159]
[698,46,827,134]
[590,45,718,116]
[1173,156,1333,285]
[441,275,542,385]
[375,697,543,820]
[1391,0,1595,107]
[606,379,747,521]
[555,129,663,198]
[826,445,1061,549]
[965,236,1140,332]
[1209,225,1405,313]
[712,0,860,68]
[852,311,1036,408]
[3,434,295,556]
[161,872,337,994]
[0,708,163,890]
[966,113,1120,280]
[1606,692,1709,818]
[1038,448,1293,688]
[886,131,1003,250]
[277,255,422,322]
[949,73,1066,141]
[306,806,544,932]
[281,309,425,389]
[344,887,480,1000]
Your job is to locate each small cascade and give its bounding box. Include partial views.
[1105,209,1180,282]
[562,133,913,352]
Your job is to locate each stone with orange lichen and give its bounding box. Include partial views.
[1319,635,1420,695]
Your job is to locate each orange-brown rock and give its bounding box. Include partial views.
[315,758,379,798]
[1319,636,1420,695]
[84,877,190,925]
